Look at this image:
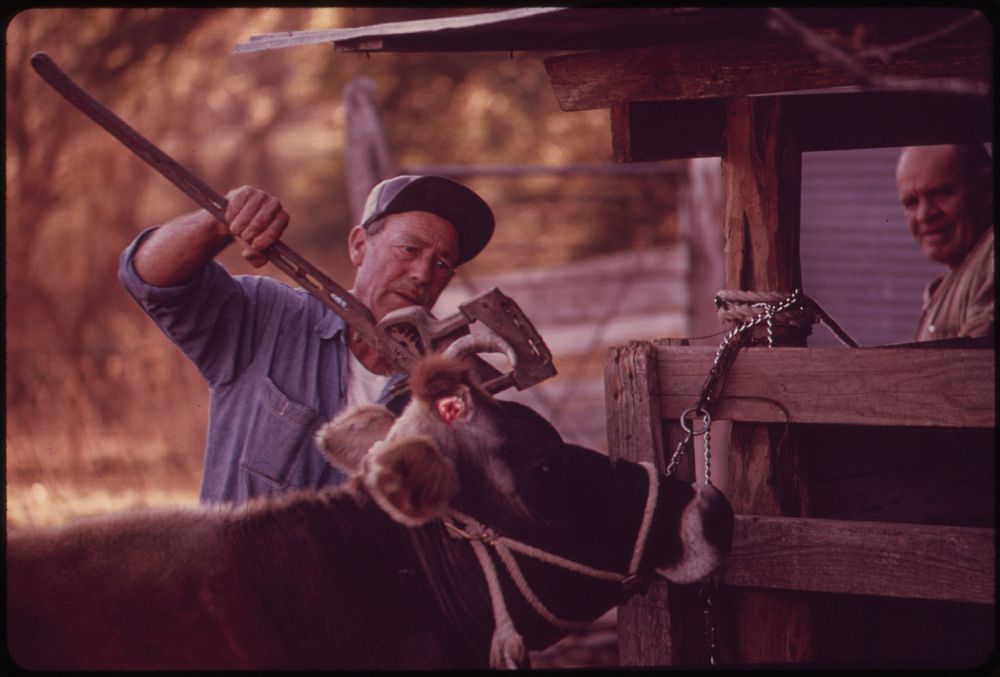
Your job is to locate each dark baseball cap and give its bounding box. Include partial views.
[359,175,495,265]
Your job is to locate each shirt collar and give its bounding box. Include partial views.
[315,309,347,340]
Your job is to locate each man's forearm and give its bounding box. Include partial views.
[132,208,233,287]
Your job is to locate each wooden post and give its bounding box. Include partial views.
[343,76,395,225]
[605,339,707,665]
[722,97,802,293]
[680,156,730,492]
[605,341,669,665]
[682,157,726,343]
[720,96,812,663]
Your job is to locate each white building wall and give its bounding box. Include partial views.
[800,147,944,347]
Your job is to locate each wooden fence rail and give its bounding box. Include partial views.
[655,345,995,428]
[725,515,994,604]
[605,340,996,666]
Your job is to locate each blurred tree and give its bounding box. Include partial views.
[5,8,679,517]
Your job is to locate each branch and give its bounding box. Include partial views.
[860,11,983,63]
[767,8,990,97]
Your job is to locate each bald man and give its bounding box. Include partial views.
[895,144,994,341]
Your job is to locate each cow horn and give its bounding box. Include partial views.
[443,329,518,368]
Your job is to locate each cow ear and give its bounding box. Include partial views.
[364,436,457,525]
[315,404,396,474]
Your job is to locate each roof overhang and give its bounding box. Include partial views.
[234,7,991,60]
[233,7,777,54]
[234,7,993,157]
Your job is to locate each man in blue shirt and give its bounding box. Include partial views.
[119,175,494,505]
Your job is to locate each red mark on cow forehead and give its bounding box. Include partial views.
[436,396,465,425]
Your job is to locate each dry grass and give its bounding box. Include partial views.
[5,429,203,527]
[7,482,200,528]
[6,339,207,527]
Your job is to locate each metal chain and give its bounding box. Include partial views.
[702,418,712,486]
[753,301,777,348]
[666,288,855,665]
[665,288,803,666]
[665,289,805,480]
[701,579,719,665]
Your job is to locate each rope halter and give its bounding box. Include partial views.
[443,461,660,669]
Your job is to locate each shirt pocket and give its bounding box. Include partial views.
[239,377,317,491]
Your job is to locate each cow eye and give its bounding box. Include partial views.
[529,452,564,483]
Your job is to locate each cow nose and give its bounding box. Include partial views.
[654,482,734,584]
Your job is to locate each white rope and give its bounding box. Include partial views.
[493,543,590,630]
[714,288,859,347]
[445,459,661,651]
[494,537,623,581]
[628,462,659,575]
[466,537,526,669]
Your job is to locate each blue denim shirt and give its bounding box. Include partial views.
[118,227,406,506]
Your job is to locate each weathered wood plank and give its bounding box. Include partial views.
[343,77,395,225]
[655,346,996,428]
[434,247,689,364]
[724,515,995,604]
[612,99,727,163]
[721,95,812,664]
[609,94,992,161]
[605,340,673,665]
[722,97,803,295]
[399,160,685,177]
[547,38,803,111]
[802,425,995,528]
[544,25,990,112]
[681,157,726,343]
[606,339,709,665]
[235,7,565,53]
[436,246,688,327]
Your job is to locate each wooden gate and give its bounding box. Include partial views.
[605,340,995,666]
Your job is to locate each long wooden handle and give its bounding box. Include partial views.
[30,51,415,369]
[31,52,230,222]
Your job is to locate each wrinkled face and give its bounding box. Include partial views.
[895,146,988,268]
[316,353,733,585]
[349,211,459,321]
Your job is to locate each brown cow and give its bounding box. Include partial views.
[7,350,732,670]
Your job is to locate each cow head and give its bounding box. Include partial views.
[318,345,733,667]
[317,349,733,586]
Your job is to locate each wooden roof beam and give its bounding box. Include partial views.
[611,91,993,162]
[544,27,991,112]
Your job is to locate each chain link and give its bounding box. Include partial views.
[702,420,712,486]
[701,580,719,665]
[665,288,804,666]
[665,288,855,665]
[665,289,804,483]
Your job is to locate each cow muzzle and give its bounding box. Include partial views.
[655,482,734,584]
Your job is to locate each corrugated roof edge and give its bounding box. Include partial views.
[232,7,567,54]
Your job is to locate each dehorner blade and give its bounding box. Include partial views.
[30,51,418,373]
